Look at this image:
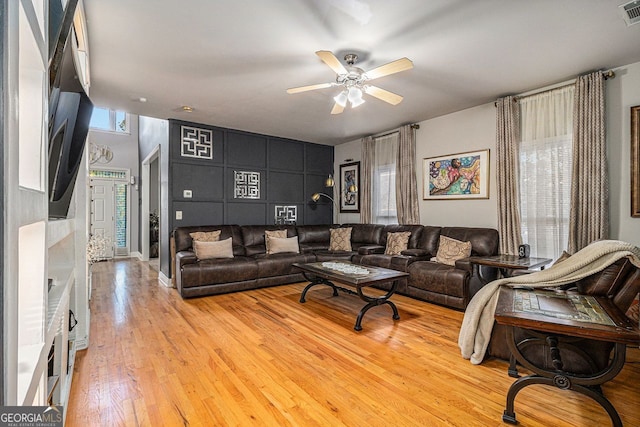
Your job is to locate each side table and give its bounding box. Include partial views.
[494,287,639,426]
[468,254,552,284]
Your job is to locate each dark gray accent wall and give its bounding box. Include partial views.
[168,119,334,242]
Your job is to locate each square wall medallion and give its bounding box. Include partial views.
[181,125,213,159]
[275,206,297,224]
[234,171,260,199]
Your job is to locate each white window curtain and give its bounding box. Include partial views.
[372,133,398,224]
[519,85,574,259]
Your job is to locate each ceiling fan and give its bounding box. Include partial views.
[287,50,413,114]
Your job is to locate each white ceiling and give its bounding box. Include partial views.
[83,0,640,145]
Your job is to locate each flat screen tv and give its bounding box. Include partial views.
[48,89,93,218]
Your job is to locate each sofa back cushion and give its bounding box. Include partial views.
[296,224,336,244]
[241,225,297,256]
[417,226,442,256]
[343,223,384,248]
[174,225,245,256]
[440,227,498,256]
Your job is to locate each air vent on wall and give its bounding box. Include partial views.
[620,0,640,26]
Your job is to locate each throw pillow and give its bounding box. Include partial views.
[189,230,221,242]
[435,235,472,266]
[193,238,234,260]
[329,227,352,251]
[267,236,300,254]
[265,230,287,253]
[385,232,412,255]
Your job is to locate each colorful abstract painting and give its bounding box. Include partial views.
[423,150,490,199]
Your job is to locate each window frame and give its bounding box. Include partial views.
[89,107,130,134]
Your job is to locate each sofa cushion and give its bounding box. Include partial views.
[242,225,296,256]
[268,236,300,254]
[435,236,472,266]
[174,225,245,256]
[265,230,288,254]
[407,261,469,298]
[330,227,352,251]
[385,232,411,255]
[254,253,315,277]
[190,230,221,242]
[180,256,258,287]
[193,238,234,259]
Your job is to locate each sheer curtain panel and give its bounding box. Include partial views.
[372,133,398,224]
[519,86,574,259]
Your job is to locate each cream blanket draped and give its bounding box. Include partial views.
[458,240,640,365]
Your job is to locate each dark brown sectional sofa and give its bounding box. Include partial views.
[172,223,499,309]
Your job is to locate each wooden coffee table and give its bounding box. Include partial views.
[292,261,408,331]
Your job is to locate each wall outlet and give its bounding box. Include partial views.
[176,210,183,220]
[183,190,192,198]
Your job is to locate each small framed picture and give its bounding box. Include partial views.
[340,161,360,213]
[423,149,490,200]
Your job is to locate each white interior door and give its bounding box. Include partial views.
[90,178,115,259]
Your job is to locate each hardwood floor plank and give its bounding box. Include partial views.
[66,259,640,426]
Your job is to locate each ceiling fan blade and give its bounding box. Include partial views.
[286,83,333,94]
[365,57,413,80]
[316,50,348,75]
[330,102,345,115]
[364,85,404,105]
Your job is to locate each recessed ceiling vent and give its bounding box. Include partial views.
[620,0,640,26]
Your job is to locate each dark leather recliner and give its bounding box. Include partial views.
[488,258,640,374]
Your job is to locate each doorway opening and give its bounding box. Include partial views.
[141,146,161,262]
[89,169,132,258]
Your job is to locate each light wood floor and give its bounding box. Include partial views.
[67,259,640,426]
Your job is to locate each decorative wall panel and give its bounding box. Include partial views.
[181,125,213,159]
[275,206,297,224]
[234,171,260,199]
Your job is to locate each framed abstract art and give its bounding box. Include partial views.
[423,149,490,200]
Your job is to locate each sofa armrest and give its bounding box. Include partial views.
[454,258,473,272]
[358,245,385,255]
[401,248,429,258]
[176,250,198,268]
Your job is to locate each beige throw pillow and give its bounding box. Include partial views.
[329,227,352,251]
[267,236,300,254]
[265,230,287,253]
[435,235,472,266]
[190,230,221,242]
[385,232,412,255]
[193,237,234,259]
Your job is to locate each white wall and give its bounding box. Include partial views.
[335,59,640,247]
[335,102,497,228]
[88,114,140,253]
[607,60,640,247]
[416,103,497,228]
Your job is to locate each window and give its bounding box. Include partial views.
[372,133,399,224]
[89,107,129,133]
[519,86,574,259]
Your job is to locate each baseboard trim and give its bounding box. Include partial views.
[131,251,142,260]
[158,271,172,288]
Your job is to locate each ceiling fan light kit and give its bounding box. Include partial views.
[287,50,413,114]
